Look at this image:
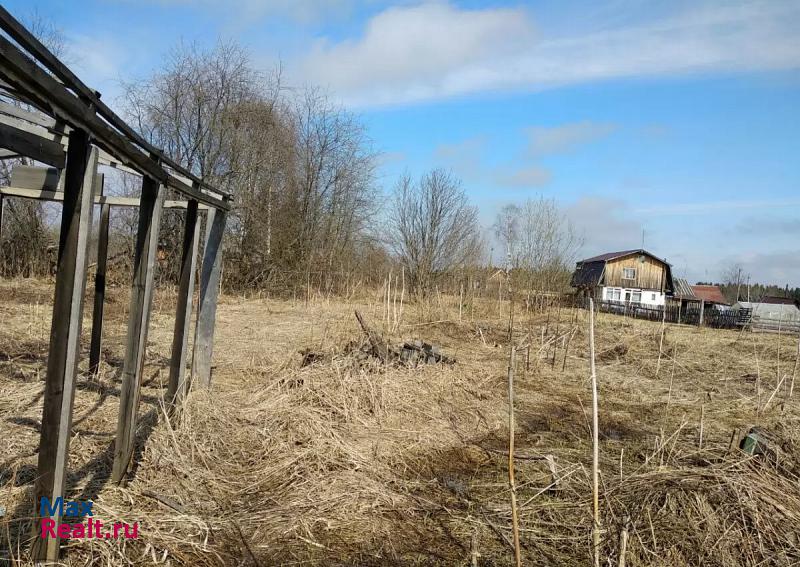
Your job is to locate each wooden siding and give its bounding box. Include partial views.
[602,254,666,291]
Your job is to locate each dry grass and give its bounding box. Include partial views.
[1,278,799,565]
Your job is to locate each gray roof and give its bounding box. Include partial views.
[673,278,696,299]
[570,261,605,288]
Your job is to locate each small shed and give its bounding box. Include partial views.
[733,301,800,332]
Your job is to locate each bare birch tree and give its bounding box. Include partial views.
[388,169,482,295]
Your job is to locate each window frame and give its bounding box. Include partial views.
[622,267,636,280]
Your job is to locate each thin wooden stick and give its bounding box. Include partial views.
[787,333,799,402]
[589,298,601,567]
[655,307,666,378]
[507,346,522,567]
[698,402,705,449]
[618,516,630,567]
[753,332,762,416]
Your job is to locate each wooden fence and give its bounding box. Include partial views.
[591,300,746,329]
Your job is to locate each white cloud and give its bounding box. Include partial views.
[526,122,616,155]
[564,196,643,257]
[495,165,551,188]
[298,1,800,107]
[433,135,553,189]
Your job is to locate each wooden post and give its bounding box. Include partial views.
[699,299,705,327]
[112,175,164,483]
[167,199,200,411]
[0,193,4,244]
[589,298,601,567]
[32,130,98,563]
[89,176,108,375]
[192,207,226,388]
[507,346,522,567]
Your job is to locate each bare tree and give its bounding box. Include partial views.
[493,197,582,292]
[721,263,747,303]
[388,169,482,295]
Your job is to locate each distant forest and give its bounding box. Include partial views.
[695,281,800,305]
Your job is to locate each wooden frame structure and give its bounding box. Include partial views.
[0,8,231,562]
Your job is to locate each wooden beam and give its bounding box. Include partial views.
[0,33,230,210]
[167,199,200,410]
[0,111,149,178]
[0,185,209,209]
[0,121,65,168]
[0,193,3,242]
[0,6,231,201]
[89,187,110,375]
[192,208,226,388]
[112,176,164,483]
[32,131,98,563]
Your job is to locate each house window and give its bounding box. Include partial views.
[623,267,636,280]
[651,293,656,301]
[632,291,642,303]
[606,288,621,301]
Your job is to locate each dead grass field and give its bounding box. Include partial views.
[1,277,800,566]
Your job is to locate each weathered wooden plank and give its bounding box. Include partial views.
[112,176,164,483]
[167,199,201,410]
[0,112,143,177]
[0,184,208,209]
[32,131,98,563]
[0,33,230,210]
[89,190,110,375]
[0,6,231,201]
[192,208,226,388]
[10,164,62,191]
[0,121,65,168]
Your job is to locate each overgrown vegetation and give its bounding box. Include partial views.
[1,279,798,565]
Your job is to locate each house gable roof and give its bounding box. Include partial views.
[578,249,670,265]
[571,248,675,294]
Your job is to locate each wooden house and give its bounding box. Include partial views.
[570,249,674,306]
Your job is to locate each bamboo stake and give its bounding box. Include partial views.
[618,517,630,567]
[655,307,666,378]
[507,346,522,567]
[588,298,601,567]
[788,333,799,401]
[459,282,464,322]
[753,332,762,416]
[698,402,705,449]
[471,530,479,567]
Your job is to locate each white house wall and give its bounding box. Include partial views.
[600,286,665,306]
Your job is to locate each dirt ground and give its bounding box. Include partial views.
[1,277,800,566]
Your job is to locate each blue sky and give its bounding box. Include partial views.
[7,0,800,285]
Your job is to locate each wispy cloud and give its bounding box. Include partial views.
[635,198,800,215]
[495,165,551,188]
[526,122,616,155]
[434,135,553,189]
[735,215,800,236]
[297,0,800,107]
